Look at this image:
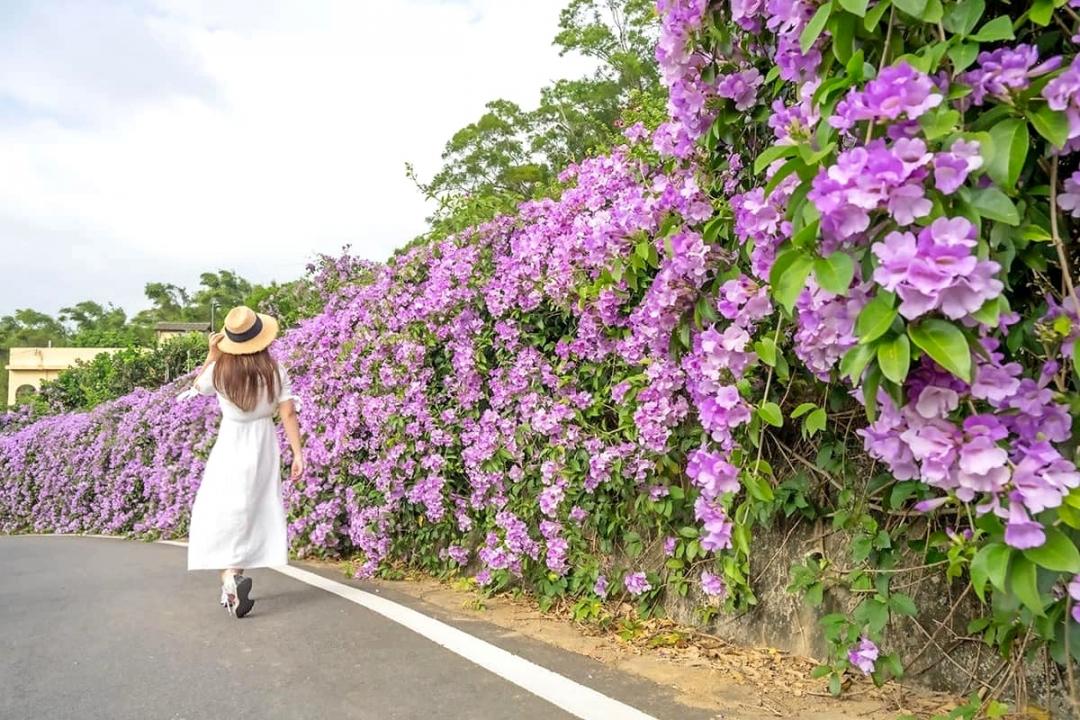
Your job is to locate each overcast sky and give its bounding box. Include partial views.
[0,0,591,318]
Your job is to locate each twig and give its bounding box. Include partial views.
[1050,156,1080,310]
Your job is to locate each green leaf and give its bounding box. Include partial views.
[971,296,1002,327]
[1008,556,1045,616]
[877,335,911,384]
[758,402,784,428]
[1023,526,1080,573]
[970,15,1015,41]
[985,119,1028,189]
[919,107,960,141]
[890,593,918,617]
[942,0,985,35]
[856,293,898,345]
[865,0,891,29]
[814,252,855,295]
[754,338,777,367]
[800,4,832,53]
[970,542,1011,601]
[1029,0,1055,26]
[838,0,869,15]
[770,249,814,312]
[921,0,943,22]
[970,543,999,601]
[678,526,699,539]
[830,13,856,64]
[908,319,972,382]
[840,343,876,382]
[791,402,817,419]
[754,144,799,175]
[892,0,928,19]
[967,187,1021,226]
[1029,105,1070,149]
[743,471,775,502]
[947,42,980,73]
[805,408,827,436]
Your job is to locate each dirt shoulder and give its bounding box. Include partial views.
[306,560,964,720]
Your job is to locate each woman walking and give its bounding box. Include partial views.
[182,306,303,618]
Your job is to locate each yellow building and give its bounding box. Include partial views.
[5,347,120,406]
[154,322,211,344]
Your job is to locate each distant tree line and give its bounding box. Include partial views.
[1,269,318,412]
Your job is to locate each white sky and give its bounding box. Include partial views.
[0,0,592,318]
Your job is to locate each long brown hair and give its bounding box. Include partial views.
[212,350,279,412]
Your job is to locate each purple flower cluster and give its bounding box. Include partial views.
[871,217,1003,321]
[809,139,937,249]
[625,571,652,596]
[860,347,1079,549]
[964,45,1060,106]
[830,63,943,133]
[654,0,713,156]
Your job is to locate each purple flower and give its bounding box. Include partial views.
[701,570,727,597]
[624,572,652,596]
[695,495,734,551]
[717,68,763,111]
[594,574,608,598]
[933,139,983,194]
[1044,56,1080,148]
[1060,171,1080,218]
[664,536,677,556]
[1004,503,1046,549]
[848,637,879,675]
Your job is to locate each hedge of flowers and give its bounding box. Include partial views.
[5,0,1080,702]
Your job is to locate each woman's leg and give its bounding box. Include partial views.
[220,568,244,584]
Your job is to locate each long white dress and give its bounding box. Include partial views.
[185,362,296,570]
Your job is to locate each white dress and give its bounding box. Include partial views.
[184,362,296,570]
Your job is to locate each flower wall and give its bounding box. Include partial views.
[5,0,1080,701]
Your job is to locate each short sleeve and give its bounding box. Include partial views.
[176,363,216,402]
[277,365,301,410]
[194,362,217,396]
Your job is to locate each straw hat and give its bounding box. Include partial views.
[218,306,279,355]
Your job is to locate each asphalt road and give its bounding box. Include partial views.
[0,536,712,720]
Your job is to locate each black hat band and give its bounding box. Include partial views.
[225,315,263,343]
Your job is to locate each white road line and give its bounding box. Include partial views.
[273,563,659,720]
[152,539,657,720]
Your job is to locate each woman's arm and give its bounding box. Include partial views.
[191,333,225,392]
[279,400,304,479]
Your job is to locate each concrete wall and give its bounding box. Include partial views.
[5,347,120,406]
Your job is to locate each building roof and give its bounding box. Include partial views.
[154,322,211,332]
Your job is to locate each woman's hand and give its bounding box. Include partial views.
[291,453,305,479]
[207,332,224,363]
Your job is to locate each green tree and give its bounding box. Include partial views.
[60,301,147,347]
[413,0,661,231]
[190,270,253,322]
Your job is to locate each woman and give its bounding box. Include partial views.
[182,305,303,618]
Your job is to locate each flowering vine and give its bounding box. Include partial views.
[4,0,1080,708]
